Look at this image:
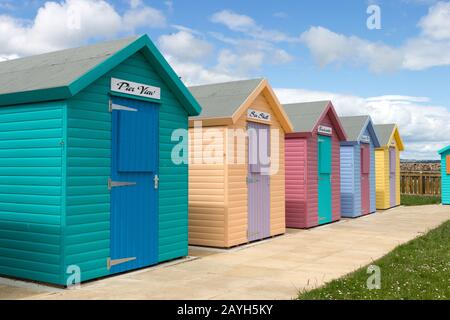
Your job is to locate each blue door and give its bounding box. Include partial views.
[109,97,159,274]
[318,135,332,225]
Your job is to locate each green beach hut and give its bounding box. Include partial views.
[439,145,450,205]
[0,35,201,285]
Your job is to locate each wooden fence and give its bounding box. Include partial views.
[400,172,441,196]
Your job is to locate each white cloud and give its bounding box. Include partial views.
[301,2,450,72]
[275,88,450,160]
[418,1,450,40]
[211,10,255,32]
[301,26,404,73]
[210,9,300,43]
[272,49,294,64]
[366,95,430,103]
[402,37,450,69]
[0,0,165,57]
[216,48,265,75]
[163,55,239,86]
[159,30,212,62]
[157,29,242,85]
[157,34,263,85]
[210,33,294,65]
[123,3,166,29]
[156,25,294,86]
[172,24,202,36]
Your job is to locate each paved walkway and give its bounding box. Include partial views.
[1,205,449,300]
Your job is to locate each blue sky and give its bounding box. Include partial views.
[0,0,449,159]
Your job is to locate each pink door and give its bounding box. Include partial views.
[361,144,370,215]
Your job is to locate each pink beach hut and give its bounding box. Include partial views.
[283,101,347,228]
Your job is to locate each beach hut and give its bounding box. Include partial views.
[284,101,347,229]
[374,124,404,209]
[339,116,380,217]
[438,146,450,205]
[0,35,201,285]
[188,79,293,248]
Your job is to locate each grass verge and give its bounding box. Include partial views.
[401,195,441,206]
[298,220,450,300]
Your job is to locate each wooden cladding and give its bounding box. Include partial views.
[447,155,450,175]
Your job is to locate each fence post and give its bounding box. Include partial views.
[419,171,423,195]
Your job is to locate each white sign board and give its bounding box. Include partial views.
[361,135,370,144]
[318,125,332,135]
[111,78,161,100]
[247,109,271,122]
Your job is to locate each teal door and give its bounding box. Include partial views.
[318,135,332,225]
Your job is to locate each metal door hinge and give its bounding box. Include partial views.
[107,257,136,270]
[109,100,138,112]
[154,175,159,190]
[108,178,137,191]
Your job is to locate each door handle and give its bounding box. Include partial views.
[108,178,137,191]
[154,175,159,190]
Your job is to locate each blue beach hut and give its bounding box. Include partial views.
[339,116,380,217]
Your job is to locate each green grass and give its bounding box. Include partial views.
[401,194,441,206]
[298,220,450,300]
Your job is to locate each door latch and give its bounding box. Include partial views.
[107,257,136,270]
[109,100,138,112]
[108,178,137,191]
[154,175,159,190]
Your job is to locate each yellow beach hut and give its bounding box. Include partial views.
[374,124,405,209]
[187,78,293,248]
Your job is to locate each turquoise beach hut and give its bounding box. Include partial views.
[339,116,380,217]
[438,145,450,205]
[0,35,201,285]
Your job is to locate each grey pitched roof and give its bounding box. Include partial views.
[339,116,370,142]
[374,124,396,146]
[282,101,330,132]
[0,36,138,95]
[189,78,263,120]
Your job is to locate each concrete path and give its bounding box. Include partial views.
[1,204,449,300]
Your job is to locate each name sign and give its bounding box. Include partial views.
[361,135,370,143]
[318,125,332,135]
[111,78,161,100]
[247,109,271,122]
